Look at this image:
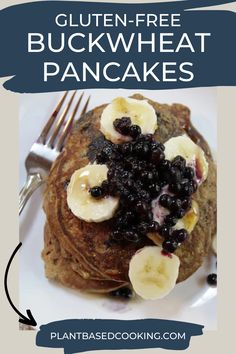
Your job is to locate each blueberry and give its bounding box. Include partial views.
[169,198,182,212]
[110,287,133,299]
[138,189,151,201]
[159,225,172,238]
[96,151,106,164]
[150,141,160,150]
[159,159,170,169]
[110,230,123,242]
[119,142,133,155]
[150,148,164,164]
[129,125,141,139]
[125,211,136,222]
[89,186,103,198]
[133,142,150,159]
[127,194,136,205]
[124,178,134,189]
[118,187,130,197]
[148,221,160,232]
[172,229,189,243]
[159,194,172,208]
[135,200,149,214]
[169,167,182,183]
[162,239,178,253]
[124,231,140,243]
[171,155,186,170]
[133,142,144,156]
[137,134,153,143]
[184,166,195,180]
[138,222,149,234]
[164,215,178,226]
[169,182,182,194]
[179,180,194,197]
[148,184,161,197]
[107,168,116,181]
[173,208,186,219]
[102,145,116,159]
[113,117,131,135]
[181,197,192,210]
[190,179,198,193]
[115,216,128,229]
[140,143,150,159]
[151,141,165,152]
[120,170,130,179]
[140,171,154,183]
[207,273,217,286]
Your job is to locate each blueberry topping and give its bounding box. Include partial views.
[164,214,178,227]
[184,166,195,180]
[124,231,141,243]
[172,229,189,243]
[148,221,160,232]
[171,155,186,170]
[110,287,133,299]
[207,273,217,286]
[159,225,172,238]
[159,194,172,208]
[181,197,192,210]
[162,239,178,253]
[89,186,104,198]
[113,117,131,135]
[129,125,141,139]
[92,130,199,247]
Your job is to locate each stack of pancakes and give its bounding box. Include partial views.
[42,94,216,293]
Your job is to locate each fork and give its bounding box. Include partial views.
[19,91,90,215]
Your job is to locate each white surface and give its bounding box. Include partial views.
[19,88,217,329]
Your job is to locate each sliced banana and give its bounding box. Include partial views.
[212,235,217,254]
[100,97,157,144]
[164,135,208,183]
[129,246,180,300]
[67,164,119,223]
[174,200,199,233]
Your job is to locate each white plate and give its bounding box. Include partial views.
[19,88,217,330]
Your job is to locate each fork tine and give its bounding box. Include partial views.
[80,96,90,117]
[38,91,68,143]
[55,92,84,151]
[47,91,77,148]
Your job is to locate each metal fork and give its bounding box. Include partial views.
[19,91,90,215]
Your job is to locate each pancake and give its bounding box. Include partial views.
[43,223,128,292]
[42,94,216,292]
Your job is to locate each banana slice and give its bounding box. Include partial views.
[212,235,217,254]
[129,246,180,300]
[164,135,208,183]
[67,164,119,222]
[100,97,157,144]
[174,200,199,233]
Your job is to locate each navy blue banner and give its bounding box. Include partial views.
[0,0,235,93]
[36,319,204,353]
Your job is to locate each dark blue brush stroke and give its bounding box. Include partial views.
[36,319,204,353]
[0,0,235,92]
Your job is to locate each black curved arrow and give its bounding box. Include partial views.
[4,242,37,327]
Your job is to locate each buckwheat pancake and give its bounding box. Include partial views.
[42,94,216,292]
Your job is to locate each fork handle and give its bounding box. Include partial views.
[19,173,43,215]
